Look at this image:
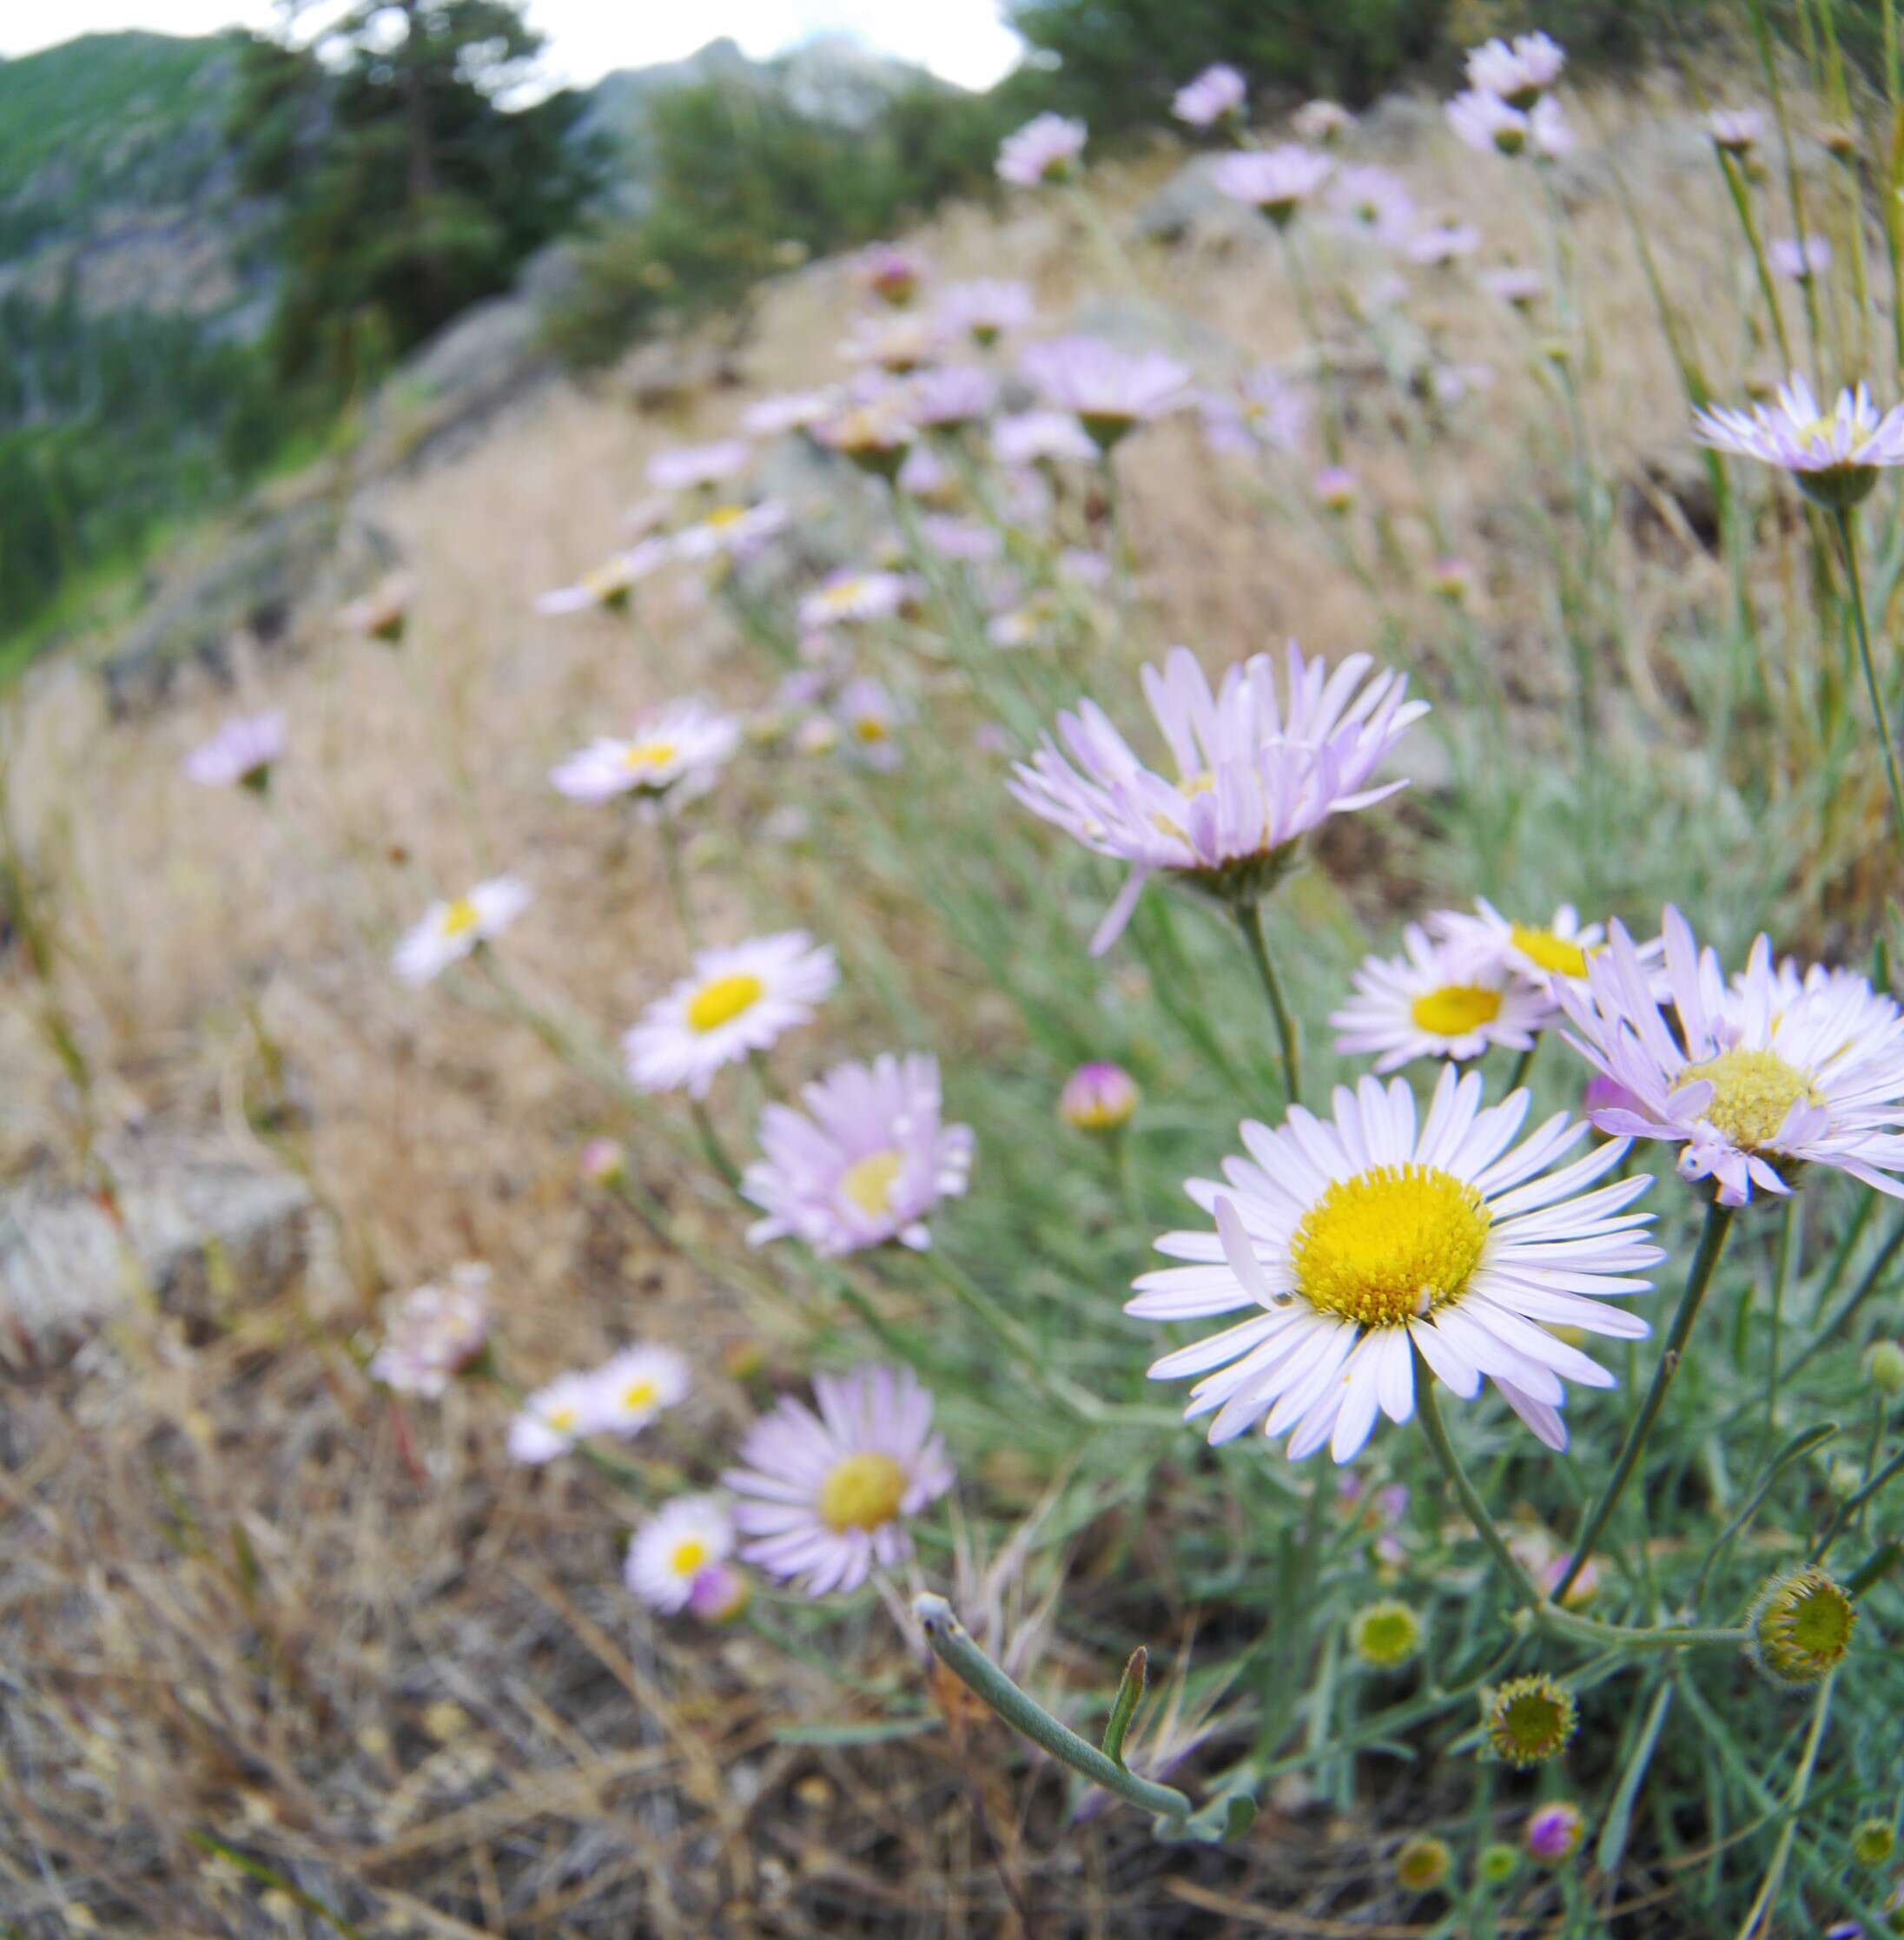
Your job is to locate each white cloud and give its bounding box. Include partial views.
[0,1,1022,91]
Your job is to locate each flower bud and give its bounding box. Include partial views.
[1478,1842,1518,1885]
[1394,1834,1452,1894]
[579,1137,626,1186]
[1525,1801,1584,1864]
[1863,1338,1904,1396]
[1483,1673,1577,1767]
[1350,1598,1422,1669]
[1314,465,1359,513]
[686,1561,750,1623]
[1059,1061,1139,1132]
[1748,1565,1856,1686]
[1851,1818,1896,1867]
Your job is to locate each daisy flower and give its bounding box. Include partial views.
[918,513,1001,563]
[1019,336,1192,450]
[671,499,789,562]
[797,570,916,632]
[1314,465,1359,511]
[507,1371,601,1464]
[902,363,998,432]
[814,397,916,478]
[646,439,752,493]
[856,241,928,307]
[1558,907,1904,1205]
[1127,1066,1662,1462]
[935,279,1035,348]
[1694,373,1904,509]
[1331,924,1553,1072]
[993,408,1097,466]
[392,875,531,986]
[624,931,837,1097]
[549,698,741,814]
[743,1052,975,1254]
[1292,100,1354,146]
[1326,164,1415,247]
[339,571,413,643]
[1059,1061,1140,1131]
[1770,234,1831,283]
[626,1495,736,1613]
[185,711,285,791]
[1174,63,1247,129]
[1447,90,1568,157]
[536,539,671,615]
[1011,643,1427,954]
[1465,31,1565,109]
[1212,145,1333,225]
[1431,900,1607,990]
[1199,367,1310,459]
[725,1364,955,1594]
[997,113,1086,188]
[1482,265,1545,309]
[1709,108,1764,154]
[1407,221,1481,266]
[587,1343,691,1435]
[368,1263,492,1397]
[835,675,909,769]
[742,389,838,436]
[838,310,942,375]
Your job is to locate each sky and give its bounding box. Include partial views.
[0,0,1023,90]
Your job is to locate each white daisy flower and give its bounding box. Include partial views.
[625,1495,736,1613]
[506,1371,600,1464]
[671,501,789,562]
[1464,30,1565,109]
[1332,924,1553,1072]
[587,1343,691,1435]
[646,439,752,492]
[1558,907,1904,1206]
[368,1263,492,1397]
[797,571,916,632]
[742,389,840,436]
[1128,1067,1662,1462]
[392,876,531,986]
[624,931,838,1098]
[549,698,741,815]
[1431,900,1608,990]
[536,539,671,615]
[1694,373,1904,510]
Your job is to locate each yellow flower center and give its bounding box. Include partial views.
[440,897,481,939]
[1410,984,1504,1037]
[620,1378,658,1412]
[818,1452,908,1532]
[1510,923,1588,980]
[670,1537,710,1577]
[1292,1164,1491,1328]
[841,1149,903,1217]
[706,504,746,528]
[1680,1046,1817,1150]
[620,739,678,774]
[685,972,764,1033]
[581,564,631,599]
[853,716,889,742]
[545,1403,578,1432]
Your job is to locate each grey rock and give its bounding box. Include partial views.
[0,1141,325,1370]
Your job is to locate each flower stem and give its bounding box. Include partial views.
[658,815,700,950]
[1411,1349,1541,1609]
[1552,1199,1735,1603]
[1833,506,1904,855]
[913,1594,1193,1823]
[1731,1671,1836,1940]
[1235,899,1303,1108]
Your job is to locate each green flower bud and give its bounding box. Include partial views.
[1851,1818,1896,1867]
[1478,1842,1519,1885]
[1748,1566,1857,1687]
[1350,1598,1422,1669]
[1483,1673,1577,1767]
[1394,1834,1452,1895]
[1863,1338,1904,1396]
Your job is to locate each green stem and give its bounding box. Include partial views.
[1235,899,1303,1107]
[1832,506,1904,854]
[1808,1442,1904,1564]
[691,1097,741,1189]
[1505,1039,1537,1094]
[1412,1349,1541,1609]
[1731,1672,1836,1940]
[659,815,700,950]
[913,1594,1193,1822]
[1552,1200,1735,1602]
[1783,1204,1904,1384]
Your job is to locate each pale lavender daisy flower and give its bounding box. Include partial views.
[814,395,916,478]
[626,1495,734,1613]
[1174,63,1247,129]
[797,570,916,632]
[506,1370,600,1464]
[1530,97,1575,158]
[625,931,837,1098]
[742,389,838,437]
[838,309,942,375]
[997,113,1087,188]
[1447,89,1536,155]
[1212,144,1333,226]
[918,513,1002,562]
[1327,163,1415,246]
[836,675,909,768]
[725,1364,955,1594]
[369,1263,492,1397]
[1482,265,1545,309]
[185,711,286,792]
[1292,100,1354,146]
[536,538,671,615]
[393,876,530,986]
[1314,465,1359,511]
[1199,368,1309,458]
[1332,924,1555,1072]
[1128,1066,1662,1462]
[935,279,1035,348]
[1559,907,1904,1206]
[1059,1061,1140,1131]
[586,1343,691,1435]
[671,499,790,562]
[549,697,741,815]
[1693,373,1904,508]
[902,363,999,431]
[1010,643,1428,954]
[1407,221,1482,266]
[1525,1802,1586,1864]
[1466,31,1565,109]
[856,241,928,307]
[1771,234,1832,283]
[1019,336,1192,449]
[646,439,752,493]
[993,408,1097,466]
[1708,108,1765,154]
[743,1052,975,1254]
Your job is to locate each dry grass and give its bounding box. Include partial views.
[0,71,1864,1935]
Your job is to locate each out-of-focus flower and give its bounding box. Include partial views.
[625,931,837,1098]
[369,1263,492,1396]
[839,310,942,375]
[1694,373,1904,509]
[587,1343,691,1435]
[1851,1820,1897,1868]
[1447,89,1570,157]
[742,389,838,436]
[1708,108,1764,154]
[686,1559,750,1620]
[1770,234,1832,283]
[743,1052,975,1255]
[1407,220,1481,266]
[1865,1338,1904,1395]
[997,113,1087,188]
[626,1495,734,1613]
[836,675,909,769]
[340,571,413,643]
[1011,643,1426,954]
[1394,1835,1452,1894]
[1558,907,1904,1204]
[936,278,1035,349]
[902,363,999,432]
[993,407,1098,466]
[1332,924,1553,1072]
[1350,1598,1421,1667]
[1465,30,1565,109]
[1213,144,1333,226]
[815,396,916,478]
[1173,63,1247,129]
[185,712,285,792]
[725,1364,954,1594]
[550,698,741,815]
[646,439,752,493]
[537,539,671,614]
[1059,1061,1140,1131]
[506,1371,600,1464]
[393,876,530,985]
[1483,1673,1577,1765]
[672,500,790,562]
[798,571,916,632]
[1431,900,1606,990]
[1019,336,1191,449]
[856,241,927,307]
[1199,368,1309,458]
[1292,99,1354,146]
[579,1137,626,1185]
[1327,163,1415,246]
[1427,556,1476,601]
[918,513,1001,562]
[1313,465,1359,511]
[1525,1802,1585,1864]
[1128,1066,1660,1462]
[1481,265,1545,310]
